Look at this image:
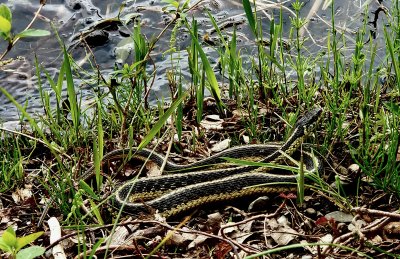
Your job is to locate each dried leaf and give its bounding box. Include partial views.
[200,115,224,130]
[383,221,400,239]
[267,216,298,246]
[0,214,10,224]
[221,222,238,235]
[146,160,162,177]
[167,233,186,246]
[325,211,354,223]
[235,233,253,244]
[211,139,231,152]
[11,188,33,204]
[188,235,208,249]
[270,226,297,245]
[206,212,223,228]
[109,220,138,245]
[232,109,249,117]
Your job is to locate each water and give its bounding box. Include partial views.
[0,0,388,128]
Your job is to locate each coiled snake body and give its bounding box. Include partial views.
[91,108,323,218]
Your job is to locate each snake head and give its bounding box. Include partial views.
[294,107,323,136]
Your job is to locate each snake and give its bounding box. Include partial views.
[36,109,322,227]
[100,107,323,218]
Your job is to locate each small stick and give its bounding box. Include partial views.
[352,207,400,220]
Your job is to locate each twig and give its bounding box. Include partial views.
[352,207,400,220]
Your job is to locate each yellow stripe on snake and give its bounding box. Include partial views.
[86,108,322,218]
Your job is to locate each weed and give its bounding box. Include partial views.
[0,227,44,259]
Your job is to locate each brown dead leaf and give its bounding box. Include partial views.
[132,225,165,242]
[232,109,249,118]
[239,220,253,233]
[167,232,186,246]
[222,222,239,236]
[371,234,383,244]
[188,235,208,249]
[207,212,223,229]
[383,221,400,239]
[258,108,268,115]
[270,226,297,246]
[181,227,196,241]
[11,187,33,204]
[146,235,162,248]
[222,219,254,244]
[146,160,162,177]
[200,115,224,130]
[234,232,253,244]
[214,241,232,259]
[266,216,299,246]
[0,212,10,224]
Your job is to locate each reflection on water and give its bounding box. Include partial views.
[0,0,388,127]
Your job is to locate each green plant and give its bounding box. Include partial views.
[0,227,45,259]
[289,0,319,106]
[0,3,50,61]
[185,18,225,116]
[352,105,400,194]
[0,131,24,192]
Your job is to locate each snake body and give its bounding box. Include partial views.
[105,108,322,217]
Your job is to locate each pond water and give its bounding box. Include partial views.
[0,0,388,128]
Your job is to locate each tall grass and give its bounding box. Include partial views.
[185,18,225,116]
[0,131,23,192]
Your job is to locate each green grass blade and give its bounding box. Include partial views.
[185,19,224,115]
[138,91,189,150]
[62,45,80,134]
[177,76,183,140]
[93,98,104,189]
[88,237,105,258]
[228,27,237,97]
[89,199,104,225]
[384,27,400,91]
[197,68,205,123]
[207,11,228,48]
[242,0,257,37]
[222,157,301,172]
